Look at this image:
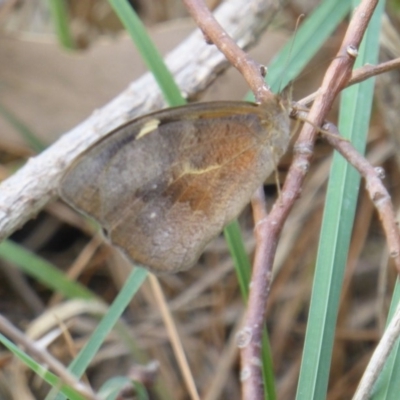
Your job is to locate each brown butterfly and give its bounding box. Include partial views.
[59,96,290,273]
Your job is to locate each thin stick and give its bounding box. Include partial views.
[241,0,379,398]
[0,0,277,242]
[236,186,276,399]
[298,57,400,106]
[0,313,97,399]
[322,122,400,271]
[183,0,384,399]
[182,0,277,103]
[352,299,400,400]
[148,274,200,400]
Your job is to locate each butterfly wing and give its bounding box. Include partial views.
[60,100,289,273]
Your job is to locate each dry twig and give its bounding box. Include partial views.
[352,300,400,400]
[182,0,393,398]
[0,314,97,399]
[299,57,400,106]
[148,274,200,400]
[242,1,382,398]
[322,122,400,270]
[0,0,279,242]
[182,0,275,103]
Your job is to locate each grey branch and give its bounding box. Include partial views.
[0,0,279,241]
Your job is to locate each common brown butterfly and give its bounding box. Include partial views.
[59,96,290,273]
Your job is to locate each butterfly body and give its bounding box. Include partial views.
[60,97,290,273]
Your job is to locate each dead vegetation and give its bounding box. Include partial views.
[0,1,400,399]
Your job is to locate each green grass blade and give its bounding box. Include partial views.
[371,280,400,399]
[108,0,185,106]
[267,0,351,92]
[99,377,149,400]
[0,103,46,152]
[47,0,75,50]
[0,240,94,300]
[132,382,150,400]
[98,377,132,400]
[245,1,352,398]
[0,333,85,399]
[295,1,384,399]
[235,0,353,302]
[45,4,183,398]
[246,0,352,97]
[224,220,252,299]
[47,266,147,400]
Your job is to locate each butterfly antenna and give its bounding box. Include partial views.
[278,14,304,94]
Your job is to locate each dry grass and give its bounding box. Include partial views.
[0,0,399,399]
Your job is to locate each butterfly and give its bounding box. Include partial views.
[59,96,290,273]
